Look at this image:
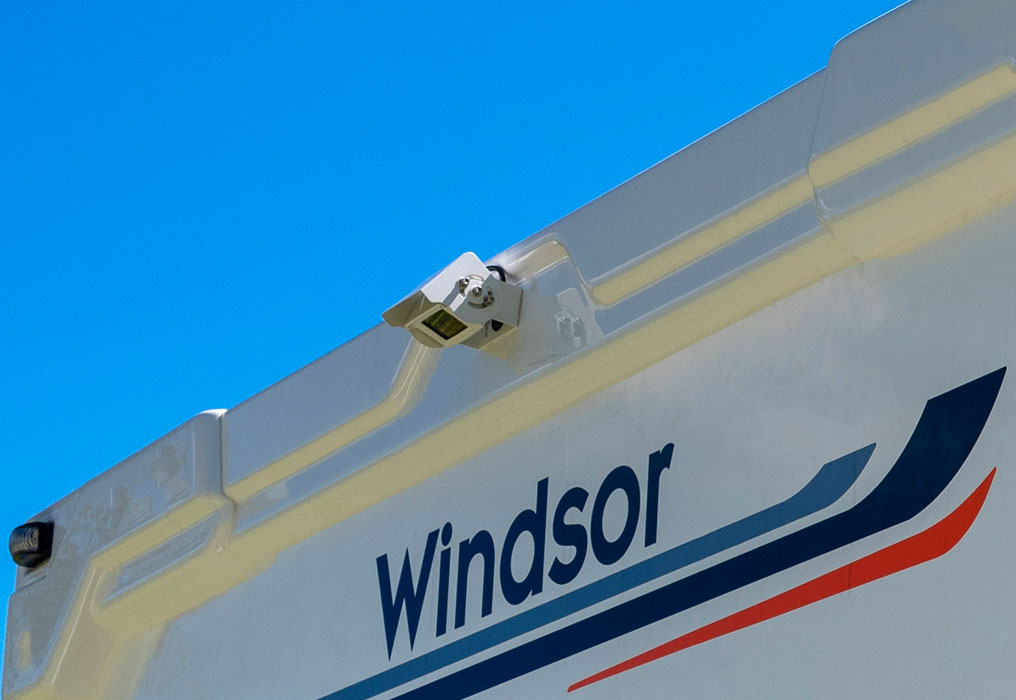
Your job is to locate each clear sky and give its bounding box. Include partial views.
[1,0,904,656]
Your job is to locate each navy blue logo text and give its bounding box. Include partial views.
[375,444,675,657]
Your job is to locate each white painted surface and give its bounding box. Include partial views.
[6,1,1016,698]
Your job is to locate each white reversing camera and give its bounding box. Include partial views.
[382,252,522,349]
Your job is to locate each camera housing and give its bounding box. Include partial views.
[383,252,523,349]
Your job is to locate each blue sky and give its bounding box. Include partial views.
[1,0,904,651]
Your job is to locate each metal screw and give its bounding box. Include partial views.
[471,286,483,297]
[458,277,470,293]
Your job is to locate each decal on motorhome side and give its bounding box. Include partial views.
[375,443,679,659]
[322,368,1004,700]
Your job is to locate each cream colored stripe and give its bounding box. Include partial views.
[810,63,1016,188]
[227,341,440,501]
[591,176,814,306]
[830,129,1016,260]
[591,64,1016,309]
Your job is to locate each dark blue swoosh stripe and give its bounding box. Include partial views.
[327,427,873,700]
[390,367,1005,700]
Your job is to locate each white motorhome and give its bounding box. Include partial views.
[6,0,1016,697]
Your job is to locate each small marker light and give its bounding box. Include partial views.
[9,522,53,568]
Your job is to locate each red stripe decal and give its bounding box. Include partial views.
[569,469,996,692]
